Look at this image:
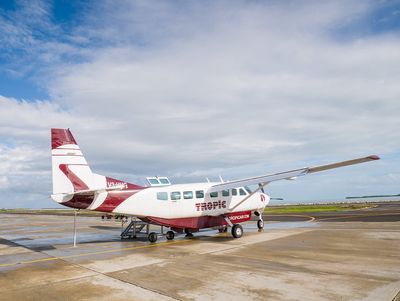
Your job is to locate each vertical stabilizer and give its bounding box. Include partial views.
[51,129,105,198]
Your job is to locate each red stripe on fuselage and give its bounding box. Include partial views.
[94,177,146,212]
[62,194,95,209]
[146,211,252,230]
[95,190,139,212]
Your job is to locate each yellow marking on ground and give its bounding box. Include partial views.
[0,238,192,268]
[264,214,316,222]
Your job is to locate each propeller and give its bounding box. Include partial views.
[258,183,283,200]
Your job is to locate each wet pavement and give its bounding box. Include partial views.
[0,203,399,301]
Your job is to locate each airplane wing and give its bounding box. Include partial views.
[208,155,380,193]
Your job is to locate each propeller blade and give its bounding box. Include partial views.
[258,183,265,193]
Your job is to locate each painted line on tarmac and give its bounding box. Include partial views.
[0,238,193,268]
[317,212,400,221]
[7,227,91,235]
[264,214,316,222]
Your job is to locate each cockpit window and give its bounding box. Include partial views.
[239,188,247,196]
[244,186,252,194]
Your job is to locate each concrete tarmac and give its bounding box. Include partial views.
[0,202,399,301]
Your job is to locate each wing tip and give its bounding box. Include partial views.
[367,155,380,160]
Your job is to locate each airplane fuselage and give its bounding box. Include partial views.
[111,182,269,218]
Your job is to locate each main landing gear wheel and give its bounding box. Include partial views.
[166,230,175,240]
[148,232,158,243]
[231,224,243,238]
[257,219,264,230]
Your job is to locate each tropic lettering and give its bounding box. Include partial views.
[195,200,227,211]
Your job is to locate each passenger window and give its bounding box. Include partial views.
[239,188,247,196]
[210,192,218,198]
[171,191,181,200]
[183,191,193,199]
[232,188,237,196]
[222,190,229,197]
[196,190,204,198]
[157,192,168,200]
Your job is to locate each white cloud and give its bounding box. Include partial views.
[0,1,399,207]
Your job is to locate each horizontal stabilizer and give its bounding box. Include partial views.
[52,184,127,197]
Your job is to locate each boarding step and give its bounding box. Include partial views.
[121,219,149,239]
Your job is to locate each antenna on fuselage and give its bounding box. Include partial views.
[219,175,224,183]
[206,177,210,183]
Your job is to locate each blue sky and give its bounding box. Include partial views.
[0,0,399,208]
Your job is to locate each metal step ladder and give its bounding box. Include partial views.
[120,217,150,239]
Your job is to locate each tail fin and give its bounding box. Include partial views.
[51,129,104,197]
[51,129,145,210]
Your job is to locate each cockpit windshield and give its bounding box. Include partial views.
[244,186,252,193]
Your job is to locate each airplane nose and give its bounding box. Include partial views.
[261,193,270,204]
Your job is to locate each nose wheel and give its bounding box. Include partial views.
[254,211,264,230]
[257,219,264,230]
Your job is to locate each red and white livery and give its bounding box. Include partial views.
[51,128,380,241]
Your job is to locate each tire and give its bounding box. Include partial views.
[166,231,175,240]
[148,232,158,243]
[231,224,243,238]
[257,219,264,230]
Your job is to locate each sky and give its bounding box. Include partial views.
[0,0,399,208]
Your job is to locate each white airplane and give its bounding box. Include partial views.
[51,128,380,242]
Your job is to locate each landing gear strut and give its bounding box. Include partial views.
[218,226,228,233]
[184,228,193,237]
